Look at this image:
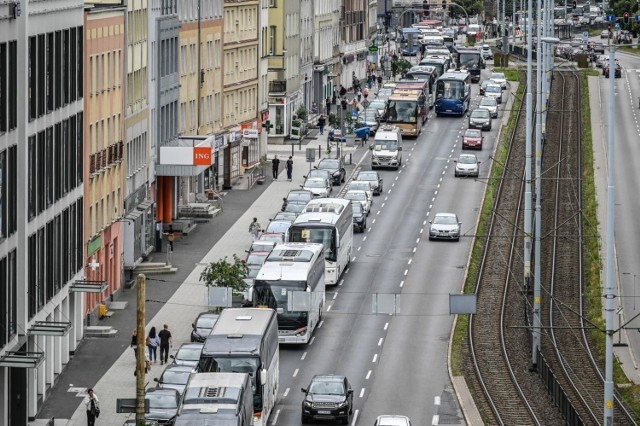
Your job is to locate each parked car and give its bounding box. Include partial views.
[258,232,285,246]
[402,44,419,56]
[272,211,298,222]
[283,201,308,215]
[282,189,313,211]
[484,83,503,104]
[248,238,278,253]
[489,72,507,89]
[244,251,269,282]
[368,99,388,116]
[480,44,493,60]
[264,219,292,240]
[344,190,372,216]
[170,343,203,367]
[301,375,353,425]
[468,109,492,131]
[478,97,498,118]
[429,212,462,241]
[348,180,373,200]
[351,202,367,233]
[358,108,381,135]
[304,168,332,182]
[454,153,480,177]
[375,415,412,426]
[462,128,484,149]
[301,177,332,198]
[328,125,370,142]
[356,170,383,195]
[480,79,492,96]
[316,158,346,185]
[190,311,219,343]
[154,364,197,396]
[145,388,180,425]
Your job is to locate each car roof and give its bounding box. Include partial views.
[161,364,196,373]
[196,311,219,319]
[312,374,346,382]
[375,415,411,426]
[178,342,204,350]
[434,212,457,218]
[459,153,478,159]
[345,190,366,195]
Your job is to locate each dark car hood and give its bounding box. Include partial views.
[306,394,347,403]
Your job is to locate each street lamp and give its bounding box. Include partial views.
[532,35,560,369]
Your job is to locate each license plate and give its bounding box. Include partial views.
[318,410,331,414]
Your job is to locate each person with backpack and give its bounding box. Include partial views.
[146,327,159,364]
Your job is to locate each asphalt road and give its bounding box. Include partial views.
[272,68,510,426]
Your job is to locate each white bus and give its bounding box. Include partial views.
[253,243,326,344]
[199,308,279,426]
[288,198,353,285]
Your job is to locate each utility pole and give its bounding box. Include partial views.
[524,0,534,289]
[136,274,146,424]
[603,42,616,426]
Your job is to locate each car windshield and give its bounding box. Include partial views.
[345,192,365,201]
[486,85,501,93]
[260,234,283,243]
[266,222,290,233]
[147,392,178,409]
[480,98,497,106]
[287,192,311,202]
[177,346,202,361]
[458,155,477,164]
[465,129,481,138]
[374,140,398,151]
[309,381,345,396]
[350,182,370,192]
[274,213,296,221]
[195,316,218,329]
[305,179,326,188]
[307,170,329,179]
[360,110,378,121]
[434,215,458,225]
[246,254,267,266]
[377,88,393,98]
[318,160,339,170]
[471,109,490,118]
[285,203,306,213]
[352,203,363,214]
[491,73,505,80]
[357,172,377,181]
[161,369,191,385]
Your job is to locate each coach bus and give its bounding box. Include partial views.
[398,75,434,108]
[435,71,471,116]
[199,308,279,426]
[253,243,326,344]
[454,46,485,82]
[384,91,426,137]
[288,198,353,284]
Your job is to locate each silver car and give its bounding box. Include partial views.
[489,72,507,89]
[454,153,480,177]
[429,212,462,241]
[484,84,503,104]
[301,177,332,197]
[348,181,373,200]
[478,97,498,118]
[344,190,372,216]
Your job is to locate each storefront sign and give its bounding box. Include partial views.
[242,129,259,139]
[160,146,214,166]
[215,134,225,151]
[343,54,355,64]
[193,147,212,165]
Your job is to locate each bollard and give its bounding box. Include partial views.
[319,145,321,158]
[349,153,352,165]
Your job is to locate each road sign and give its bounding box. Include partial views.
[606,14,615,22]
[352,109,358,117]
[636,15,640,23]
[361,99,371,108]
[582,31,589,41]
[369,45,378,52]
[615,23,620,29]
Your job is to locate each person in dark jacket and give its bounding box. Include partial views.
[271,155,280,179]
[318,115,326,135]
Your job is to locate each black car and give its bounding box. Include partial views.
[145,388,180,425]
[301,375,353,424]
[356,170,383,195]
[316,158,346,185]
[282,189,313,211]
[468,109,492,131]
[190,311,219,343]
[351,202,367,233]
[154,364,196,396]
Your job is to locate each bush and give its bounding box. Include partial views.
[199,254,248,296]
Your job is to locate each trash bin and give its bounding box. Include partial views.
[346,134,356,147]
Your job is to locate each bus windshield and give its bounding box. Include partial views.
[254,281,309,330]
[289,227,336,261]
[458,52,481,69]
[436,81,464,100]
[386,101,418,122]
[207,356,261,409]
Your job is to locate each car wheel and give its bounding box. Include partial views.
[342,413,350,425]
[455,171,459,177]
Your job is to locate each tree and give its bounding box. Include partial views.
[199,254,248,297]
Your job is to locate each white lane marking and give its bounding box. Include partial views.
[372,354,378,363]
[357,246,362,251]
[435,396,441,405]
[387,189,392,194]
[420,228,424,234]
[352,410,360,426]
[366,370,372,379]
[301,352,307,360]
[333,292,338,300]
[363,236,367,242]
[404,269,409,276]
[368,227,372,233]
[392,183,395,187]
[408,259,412,265]
[395,176,399,180]
[384,196,388,201]
[423,220,427,225]
[378,338,384,346]
[309,336,316,345]
[412,247,416,253]
[400,280,405,288]
[283,388,290,397]
[372,219,376,224]
[339,278,345,285]
[353,256,357,261]
[318,320,324,328]
[359,388,366,398]
[272,409,281,424]
[384,322,389,330]
[416,238,420,244]
[377,211,380,215]
[432,415,440,425]
[327,304,333,312]
[381,203,385,208]
[293,368,299,377]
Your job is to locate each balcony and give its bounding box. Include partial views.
[269,80,287,94]
[90,141,124,176]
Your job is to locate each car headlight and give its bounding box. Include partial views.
[337,401,349,408]
[303,400,313,408]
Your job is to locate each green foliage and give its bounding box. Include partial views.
[199,254,248,295]
[296,105,308,122]
[391,58,412,79]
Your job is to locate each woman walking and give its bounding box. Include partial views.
[83,388,100,426]
[147,327,159,364]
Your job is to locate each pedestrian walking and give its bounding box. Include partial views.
[83,388,100,426]
[326,97,331,115]
[147,327,159,364]
[271,155,280,179]
[339,85,347,97]
[130,329,138,358]
[377,75,383,88]
[286,156,293,181]
[249,217,262,242]
[158,324,172,365]
[357,89,362,102]
[318,115,326,135]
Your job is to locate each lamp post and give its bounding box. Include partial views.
[532,35,560,368]
[524,0,534,290]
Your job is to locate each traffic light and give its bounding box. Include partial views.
[442,0,446,10]
[572,0,576,9]
[423,0,430,12]
[624,12,629,24]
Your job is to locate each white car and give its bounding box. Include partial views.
[301,177,332,197]
[481,44,493,60]
[489,72,507,89]
[348,181,373,200]
[454,153,480,177]
[478,97,498,118]
[344,190,372,216]
[484,83,503,104]
[374,415,412,426]
[429,212,462,241]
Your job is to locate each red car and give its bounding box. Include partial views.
[462,128,483,149]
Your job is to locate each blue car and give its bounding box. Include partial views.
[328,125,370,142]
[402,45,419,56]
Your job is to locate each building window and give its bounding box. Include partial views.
[269,26,276,55]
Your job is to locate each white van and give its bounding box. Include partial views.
[370,125,403,170]
[467,24,482,36]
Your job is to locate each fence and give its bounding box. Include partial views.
[537,350,585,426]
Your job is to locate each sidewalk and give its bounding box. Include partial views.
[33,131,367,426]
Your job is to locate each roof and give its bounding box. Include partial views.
[438,71,470,81]
[203,308,276,355]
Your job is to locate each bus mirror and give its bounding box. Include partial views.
[260,369,267,384]
[398,146,403,151]
[369,144,374,150]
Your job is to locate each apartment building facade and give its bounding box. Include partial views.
[83,1,126,316]
[122,0,154,273]
[313,0,342,112]
[340,0,371,89]
[0,1,85,424]
[223,0,261,181]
